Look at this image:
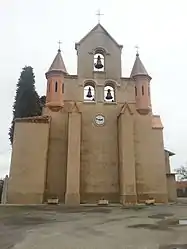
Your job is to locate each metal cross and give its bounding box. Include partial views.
[96,9,104,23]
[58,40,62,50]
[135,45,139,55]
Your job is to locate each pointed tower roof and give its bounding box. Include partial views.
[130,52,150,78]
[47,49,67,74]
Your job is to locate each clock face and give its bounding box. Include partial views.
[95,115,105,126]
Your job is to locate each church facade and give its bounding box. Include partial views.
[7,23,177,205]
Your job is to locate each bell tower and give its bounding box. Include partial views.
[130,52,152,114]
[45,46,68,108]
[75,23,123,79]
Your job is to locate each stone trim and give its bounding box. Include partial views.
[119,102,133,115]
[64,74,78,79]
[15,116,51,124]
[120,77,131,80]
[136,108,151,115]
[47,106,64,112]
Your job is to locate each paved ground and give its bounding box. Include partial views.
[0,202,187,249]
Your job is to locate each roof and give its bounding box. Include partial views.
[75,23,123,50]
[152,115,163,129]
[130,53,150,78]
[164,149,175,157]
[47,49,67,74]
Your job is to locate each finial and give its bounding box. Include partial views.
[96,9,104,23]
[135,45,139,56]
[58,40,62,52]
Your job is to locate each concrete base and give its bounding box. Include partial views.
[120,194,137,205]
[7,192,44,204]
[137,193,168,203]
[65,193,80,206]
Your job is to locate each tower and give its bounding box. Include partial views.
[131,52,151,114]
[75,23,123,80]
[45,47,68,107]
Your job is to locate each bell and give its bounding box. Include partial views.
[86,87,92,98]
[106,89,113,100]
[94,55,103,69]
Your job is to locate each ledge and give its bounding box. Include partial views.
[103,101,117,105]
[15,116,51,124]
[64,74,78,79]
[165,149,175,156]
[83,101,96,104]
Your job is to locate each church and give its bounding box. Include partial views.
[7,22,177,205]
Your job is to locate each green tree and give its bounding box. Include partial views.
[9,66,42,144]
[39,95,46,108]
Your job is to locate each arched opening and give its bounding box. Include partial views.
[93,49,105,72]
[148,85,150,96]
[142,85,144,95]
[62,83,64,93]
[55,81,58,92]
[135,86,137,96]
[104,83,115,102]
[48,82,50,92]
[84,82,95,102]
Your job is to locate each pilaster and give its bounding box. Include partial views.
[118,104,137,204]
[65,109,81,205]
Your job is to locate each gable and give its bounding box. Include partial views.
[75,24,123,50]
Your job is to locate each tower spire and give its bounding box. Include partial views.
[130,49,150,79]
[45,44,68,108]
[131,49,152,114]
[46,45,67,75]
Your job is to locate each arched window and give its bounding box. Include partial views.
[48,82,50,92]
[55,81,58,92]
[135,86,137,96]
[62,83,64,93]
[93,49,105,72]
[104,83,115,102]
[148,85,150,96]
[142,85,144,95]
[84,82,95,102]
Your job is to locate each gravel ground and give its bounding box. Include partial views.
[0,202,187,249]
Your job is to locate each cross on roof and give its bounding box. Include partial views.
[135,45,139,56]
[96,9,104,23]
[58,40,62,51]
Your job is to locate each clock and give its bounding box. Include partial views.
[95,115,105,126]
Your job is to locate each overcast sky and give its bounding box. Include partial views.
[0,0,186,177]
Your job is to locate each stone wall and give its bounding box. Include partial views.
[80,103,120,203]
[7,117,50,204]
[134,113,168,203]
[44,109,68,202]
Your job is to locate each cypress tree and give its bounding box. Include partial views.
[9,66,42,144]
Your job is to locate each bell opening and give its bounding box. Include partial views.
[104,86,115,102]
[84,85,95,102]
[86,87,93,98]
[106,89,113,100]
[94,53,104,72]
